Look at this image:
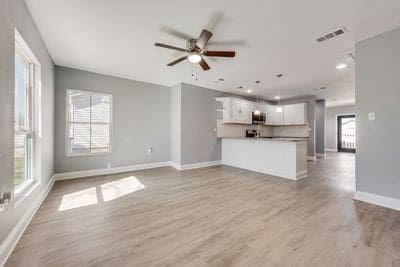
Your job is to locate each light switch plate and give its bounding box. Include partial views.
[368,112,376,121]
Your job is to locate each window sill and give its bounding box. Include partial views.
[13,180,40,208]
[66,151,112,158]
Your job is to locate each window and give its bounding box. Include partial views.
[66,90,112,156]
[14,41,34,193]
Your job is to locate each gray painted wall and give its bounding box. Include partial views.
[180,83,225,165]
[170,83,181,165]
[355,28,400,199]
[281,95,316,157]
[0,0,55,252]
[315,100,326,155]
[54,66,171,173]
[325,105,355,150]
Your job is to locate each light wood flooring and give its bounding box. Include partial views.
[6,153,400,266]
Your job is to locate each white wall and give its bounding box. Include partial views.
[325,105,355,151]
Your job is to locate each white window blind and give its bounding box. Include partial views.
[66,90,112,156]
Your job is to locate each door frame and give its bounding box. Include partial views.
[337,114,356,153]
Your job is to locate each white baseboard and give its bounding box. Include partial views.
[307,156,316,161]
[55,160,223,180]
[169,160,222,171]
[0,175,55,266]
[354,191,400,211]
[325,148,337,152]
[169,161,181,170]
[54,161,170,180]
[296,170,308,179]
[316,153,326,158]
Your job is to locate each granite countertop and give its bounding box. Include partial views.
[222,137,309,142]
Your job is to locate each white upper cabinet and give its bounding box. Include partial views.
[216,97,307,126]
[266,103,307,125]
[283,103,307,125]
[216,97,254,124]
[240,101,255,124]
[265,105,283,125]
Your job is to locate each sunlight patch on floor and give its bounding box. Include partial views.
[58,187,97,211]
[101,176,145,202]
[58,176,145,211]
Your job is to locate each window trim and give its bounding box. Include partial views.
[14,29,41,201]
[65,89,113,157]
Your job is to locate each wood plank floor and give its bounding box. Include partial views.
[6,153,400,266]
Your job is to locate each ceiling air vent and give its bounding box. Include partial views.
[316,27,348,43]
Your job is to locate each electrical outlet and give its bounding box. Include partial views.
[368,112,376,121]
[3,192,11,203]
[148,148,153,154]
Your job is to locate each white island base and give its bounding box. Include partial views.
[222,138,308,180]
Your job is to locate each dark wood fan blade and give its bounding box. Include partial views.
[203,51,236,57]
[198,58,210,71]
[155,43,188,52]
[160,26,193,40]
[196,29,213,49]
[167,56,187,66]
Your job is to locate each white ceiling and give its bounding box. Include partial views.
[25,0,400,106]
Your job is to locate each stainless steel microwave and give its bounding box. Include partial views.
[252,112,266,124]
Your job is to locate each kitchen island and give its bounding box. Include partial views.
[222,137,308,180]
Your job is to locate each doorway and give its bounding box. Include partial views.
[337,115,356,153]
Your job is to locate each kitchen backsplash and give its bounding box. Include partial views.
[217,121,274,138]
[273,125,310,137]
[217,122,310,138]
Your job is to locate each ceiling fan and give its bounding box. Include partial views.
[155,29,236,71]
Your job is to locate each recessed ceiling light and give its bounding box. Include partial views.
[313,88,318,91]
[321,86,326,90]
[238,86,243,89]
[255,81,261,84]
[219,78,224,81]
[246,89,252,93]
[275,96,280,99]
[336,63,347,70]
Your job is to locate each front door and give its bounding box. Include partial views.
[337,115,356,153]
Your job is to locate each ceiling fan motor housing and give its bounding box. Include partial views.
[187,39,199,52]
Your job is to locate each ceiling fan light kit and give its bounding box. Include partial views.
[155,29,236,71]
[188,53,202,63]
